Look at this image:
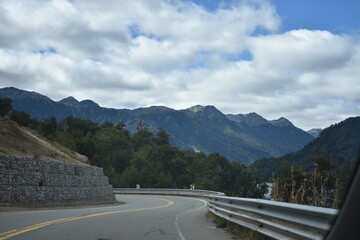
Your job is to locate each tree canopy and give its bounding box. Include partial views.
[0,99,267,198]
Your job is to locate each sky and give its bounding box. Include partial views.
[0,0,359,130]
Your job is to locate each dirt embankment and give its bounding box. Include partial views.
[0,117,89,165]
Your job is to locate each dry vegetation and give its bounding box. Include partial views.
[0,117,89,165]
[207,212,272,240]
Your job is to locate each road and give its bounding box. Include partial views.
[0,195,235,240]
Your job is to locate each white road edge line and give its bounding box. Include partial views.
[174,198,208,240]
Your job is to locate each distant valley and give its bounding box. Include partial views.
[0,87,314,164]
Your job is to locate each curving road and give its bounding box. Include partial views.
[0,195,235,240]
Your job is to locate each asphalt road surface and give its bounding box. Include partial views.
[0,195,235,240]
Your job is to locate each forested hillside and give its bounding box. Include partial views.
[1,98,267,197]
[250,117,360,180]
[0,87,314,164]
[250,117,360,208]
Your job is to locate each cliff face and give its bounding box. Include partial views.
[0,154,115,207]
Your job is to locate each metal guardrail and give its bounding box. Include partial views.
[208,195,339,240]
[113,188,338,239]
[113,188,225,197]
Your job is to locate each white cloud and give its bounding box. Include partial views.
[249,29,354,72]
[0,0,359,130]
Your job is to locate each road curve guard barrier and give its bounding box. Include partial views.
[208,195,338,240]
[113,188,225,198]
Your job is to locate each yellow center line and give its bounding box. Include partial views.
[0,198,174,240]
[0,230,17,237]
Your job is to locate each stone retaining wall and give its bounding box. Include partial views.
[0,154,115,206]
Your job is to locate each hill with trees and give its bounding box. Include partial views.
[250,116,360,208]
[0,98,88,165]
[0,97,267,197]
[250,116,360,180]
[0,87,314,164]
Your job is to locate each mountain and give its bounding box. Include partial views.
[250,117,360,179]
[0,87,314,164]
[307,128,322,138]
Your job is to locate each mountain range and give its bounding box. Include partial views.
[0,87,314,164]
[250,116,360,179]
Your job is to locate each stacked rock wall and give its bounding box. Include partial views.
[0,154,115,206]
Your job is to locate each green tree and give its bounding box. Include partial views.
[115,122,126,131]
[135,119,146,132]
[156,128,170,145]
[132,120,154,150]
[333,160,354,208]
[0,98,12,117]
[272,156,336,207]
[41,116,57,138]
[77,135,97,159]
[92,123,133,173]
[7,109,41,132]
[271,161,306,203]
[54,132,77,151]
[119,167,141,188]
[300,156,335,207]
[10,110,32,127]
[17,115,268,197]
[58,116,97,137]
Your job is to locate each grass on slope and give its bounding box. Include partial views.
[0,117,89,165]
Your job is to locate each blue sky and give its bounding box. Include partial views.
[0,0,359,130]
[274,0,360,33]
[193,0,360,33]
